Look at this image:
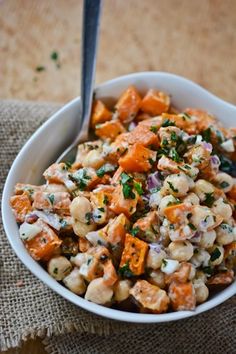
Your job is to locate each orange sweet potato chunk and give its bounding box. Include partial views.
[140,89,170,116]
[168,281,196,311]
[109,184,138,217]
[129,280,170,313]
[25,219,62,261]
[91,100,112,128]
[119,143,156,172]
[115,86,142,123]
[163,203,192,224]
[165,263,192,284]
[207,270,234,285]
[95,120,126,140]
[119,234,148,275]
[10,193,32,223]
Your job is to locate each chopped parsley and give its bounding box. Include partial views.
[169,148,182,163]
[85,212,93,225]
[181,112,191,120]
[120,173,136,199]
[130,226,140,236]
[59,218,68,228]
[118,262,134,278]
[204,192,215,207]
[162,119,175,127]
[48,194,55,205]
[210,247,221,262]
[162,259,168,267]
[188,223,196,231]
[53,267,58,274]
[170,131,178,142]
[167,181,179,193]
[120,172,132,184]
[70,169,91,190]
[103,195,109,205]
[202,128,212,142]
[98,207,105,212]
[122,184,136,199]
[219,181,229,189]
[202,266,214,276]
[134,182,144,195]
[150,126,158,133]
[96,164,116,178]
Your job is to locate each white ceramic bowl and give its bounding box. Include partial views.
[2,72,236,323]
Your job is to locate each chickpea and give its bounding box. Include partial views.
[48,256,72,281]
[216,223,234,245]
[63,268,87,295]
[114,280,132,302]
[163,173,190,197]
[191,206,216,231]
[190,249,210,267]
[73,220,96,238]
[168,241,194,262]
[85,278,113,305]
[146,248,167,269]
[193,280,209,303]
[194,179,215,201]
[209,245,224,266]
[71,253,90,267]
[211,198,232,222]
[195,270,207,284]
[214,172,234,193]
[183,193,200,205]
[158,195,179,217]
[149,191,163,209]
[70,196,92,223]
[82,150,105,169]
[199,230,216,249]
[148,270,165,288]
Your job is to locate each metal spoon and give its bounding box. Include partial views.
[56,0,102,163]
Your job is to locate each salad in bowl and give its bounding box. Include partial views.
[9,82,236,315]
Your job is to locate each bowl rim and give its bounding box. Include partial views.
[2,71,236,323]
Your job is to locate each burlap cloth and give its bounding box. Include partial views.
[0,99,235,353]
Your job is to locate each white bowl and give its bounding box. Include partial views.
[2,72,236,323]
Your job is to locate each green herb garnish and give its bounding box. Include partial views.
[51,51,58,61]
[48,194,55,205]
[162,119,175,127]
[150,126,158,133]
[118,262,134,278]
[202,128,211,142]
[204,192,215,207]
[134,182,144,195]
[219,181,230,189]
[167,181,179,193]
[130,226,140,236]
[188,223,197,230]
[210,247,221,262]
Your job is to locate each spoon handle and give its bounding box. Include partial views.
[79,0,102,141]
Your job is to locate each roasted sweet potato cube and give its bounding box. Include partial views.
[165,262,192,284]
[10,192,32,223]
[106,213,130,245]
[184,108,217,133]
[91,100,112,128]
[119,233,148,275]
[25,219,62,261]
[140,89,170,116]
[115,86,142,123]
[129,280,170,313]
[163,203,192,224]
[133,211,159,243]
[109,184,139,217]
[33,191,71,214]
[207,270,234,285]
[168,281,196,311]
[95,120,126,140]
[119,143,156,172]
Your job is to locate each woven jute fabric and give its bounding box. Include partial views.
[0,99,235,353]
